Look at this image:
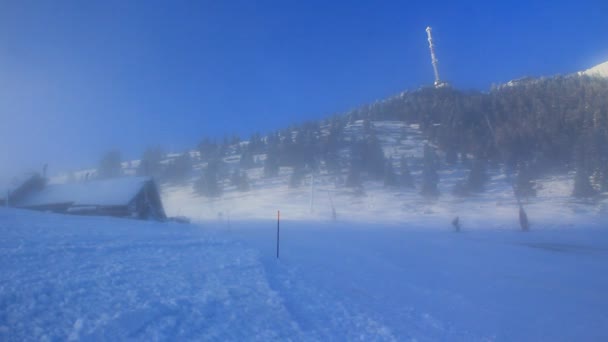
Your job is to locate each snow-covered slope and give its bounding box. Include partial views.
[0,209,301,340]
[160,120,607,227]
[580,60,608,78]
[48,120,608,227]
[2,208,608,340]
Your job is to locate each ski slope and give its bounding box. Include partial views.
[156,120,608,227]
[1,208,608,340]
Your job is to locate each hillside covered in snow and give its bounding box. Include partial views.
[40,72,608,226]
[2,208,608,340]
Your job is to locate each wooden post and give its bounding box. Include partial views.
[276,210,280,259]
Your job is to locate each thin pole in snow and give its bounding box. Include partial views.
[276,210,280,259]
[310,173,314,213]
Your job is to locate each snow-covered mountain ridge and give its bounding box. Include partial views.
[495,59,608,90]
[580,60,608,78]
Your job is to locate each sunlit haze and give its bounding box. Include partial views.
[1,0,607,178]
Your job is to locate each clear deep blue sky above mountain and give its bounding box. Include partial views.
[1,0,607,177]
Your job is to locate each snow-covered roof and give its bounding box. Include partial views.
[17,177,152,208]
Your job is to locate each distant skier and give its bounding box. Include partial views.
[519,205,529,231]
[452,216,460,232]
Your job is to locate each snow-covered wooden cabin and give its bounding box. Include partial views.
[7,176,166,221]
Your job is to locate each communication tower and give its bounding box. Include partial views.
[425,26,449,88]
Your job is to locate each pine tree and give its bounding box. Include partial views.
[445,148,458,165]
[137,146,164,178]
[593,132,608,192]
[399,156,414,188]
[420,144,440,197]
[363,118,373,135]
[164,153,192,183]
[321,123,344,174]
[572,165,597,198]
[519,205,530,231]
[346,140,364,191]
[513,165,537,200]
[218,142,229,158]
[364,136,386,180]
[383,158,398,187]
[239,147,255,169]
[466,158,487,193]
[230,169,241,187]
[198,138,218,162]
[249,132,263,153]
[195,159,222,197]
[264,149,280,178]
[599,163,608,193]
[289,166,305,188]
[237,171,250,192]
[345,164,362,189]
[452,181,468,197]
[98,150,122,179]
[452,216,461,232]
[230,168,250,192]
[572,141,597,198]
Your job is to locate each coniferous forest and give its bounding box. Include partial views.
[99,74,608,200]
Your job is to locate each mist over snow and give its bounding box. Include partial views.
[5,67,608,339]
[45,115,608,229]
[2,1,608,340]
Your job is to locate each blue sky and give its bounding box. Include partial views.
[1,0,607,177]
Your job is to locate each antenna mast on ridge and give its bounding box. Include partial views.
[426,26,448,88]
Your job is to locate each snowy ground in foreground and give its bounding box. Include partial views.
[1,209,608,341]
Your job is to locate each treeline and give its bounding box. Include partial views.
[347,75,608,197]
[353,75,608,165]
[96,147,194,184]
[96,74,608,199]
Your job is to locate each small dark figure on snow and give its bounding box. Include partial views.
[519,205,529,231]
[452,216,460,232]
